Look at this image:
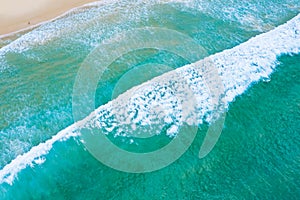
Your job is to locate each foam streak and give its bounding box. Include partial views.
[0,14,299,185]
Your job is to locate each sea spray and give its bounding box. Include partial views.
[0,13,299,185]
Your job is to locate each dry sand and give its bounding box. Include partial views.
[0,0,98,36]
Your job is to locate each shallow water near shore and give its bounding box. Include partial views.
[0,0,299,199]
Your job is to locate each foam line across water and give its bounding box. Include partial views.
[0,13,299,185]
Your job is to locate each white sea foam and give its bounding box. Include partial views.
[0,13,299,185]
[0,124,80,185]
[0,0,159,72]
[1,0,298,72]
[168,0,300,32]
[1,0,298,53]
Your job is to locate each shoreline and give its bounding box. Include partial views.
[0,0,99,37]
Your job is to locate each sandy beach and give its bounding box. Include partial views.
[0,0,97,36]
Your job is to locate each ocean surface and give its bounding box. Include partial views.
[0,0,299,199]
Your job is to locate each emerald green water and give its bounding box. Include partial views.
[1,54,299,199]
[0,0,299,199]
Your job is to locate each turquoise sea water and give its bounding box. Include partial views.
[0,0,299,199]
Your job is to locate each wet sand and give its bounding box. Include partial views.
[0,0,98,36]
